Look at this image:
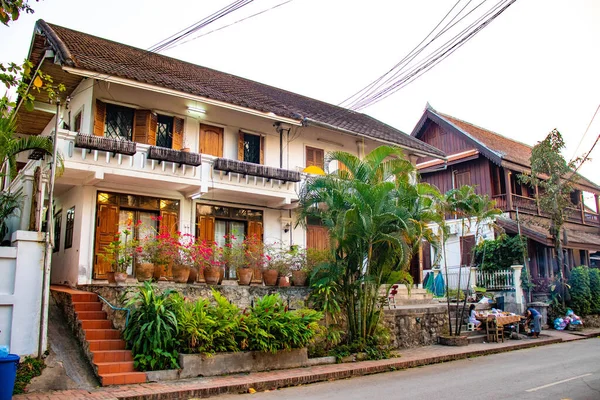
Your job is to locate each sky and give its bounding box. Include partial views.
[1,0,599,192]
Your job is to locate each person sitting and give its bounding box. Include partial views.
[469,304,482,330]
[525,308,542,338]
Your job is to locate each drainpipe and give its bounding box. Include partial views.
[38,98,62,358]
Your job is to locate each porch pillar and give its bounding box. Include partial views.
[543,246,550,278]
[595,194,600,216]
[511,264,524,314]
[504,168,513,211]
[535,184,540,215]
[19,173,35,231]
[580,192,586,224]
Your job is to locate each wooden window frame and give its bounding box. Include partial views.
[199,123,224,157]
[460,235,475,267]
[53,211,62,253]
[65,207,75,250]
[306,146,325,170]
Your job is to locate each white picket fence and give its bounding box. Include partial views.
[476,269,513,290]
[439,267,472,291]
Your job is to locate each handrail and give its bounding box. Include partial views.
[97,294,130,328]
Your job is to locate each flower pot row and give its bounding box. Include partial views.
[111,263,310,286]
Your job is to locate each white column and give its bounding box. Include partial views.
[470,266,478,291]
[19,174,35,231]
[511,264,524,313]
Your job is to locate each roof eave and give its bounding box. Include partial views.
[36,19,75,67]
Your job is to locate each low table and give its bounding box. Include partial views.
[476,314,524,340]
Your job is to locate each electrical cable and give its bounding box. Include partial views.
[570,103,600,161]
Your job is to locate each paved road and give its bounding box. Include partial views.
[215,339,600,400]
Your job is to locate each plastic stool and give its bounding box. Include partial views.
[467,323,475,332]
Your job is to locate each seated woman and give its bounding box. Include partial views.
[469,304,482,330]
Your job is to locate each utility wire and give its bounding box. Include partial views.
[570,103,600,161]
[352,0,515,111]
[161,0,295,52]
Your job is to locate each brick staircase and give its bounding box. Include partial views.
[381,285,435,306]
[51,286,146,386]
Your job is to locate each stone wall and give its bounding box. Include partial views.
[583,314,600,328]
[79,283,311,330]
[383,305,448,349]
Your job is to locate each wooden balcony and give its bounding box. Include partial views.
[492,193,600,227]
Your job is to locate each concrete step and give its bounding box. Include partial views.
[73,302,103,312]
[71,292,99,302]
[92,350,133,363]
[85,329,122,340]
[95,361,136,375]
[81,320,112,330]
[88,339,127,351]
[99,372,146,386]
[76,311,107,320]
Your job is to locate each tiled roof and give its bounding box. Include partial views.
[36,20,445,159]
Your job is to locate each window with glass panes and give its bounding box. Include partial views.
[243,133,261,164]
[156,115,174,148]
[105,104,134,140]
[65,207,75,249]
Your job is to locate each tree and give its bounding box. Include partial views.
[520,129,577,305]
[0,0,37,25]
[298,145,438,343]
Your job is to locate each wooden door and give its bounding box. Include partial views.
[93,99,106,137]
[247,221,264,284]
[94,204,119,279]
[160,210,179,278]
[307,224,329,251]
[200,124,223,157]
[172,117,184,150]
[460,235,476,266]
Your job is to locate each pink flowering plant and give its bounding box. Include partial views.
[187,239,224,272]
[100,219,141,273]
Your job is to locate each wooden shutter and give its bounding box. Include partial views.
[93,204,119,279]
[307,224,329,251]
[460,235,476,266]
[172,117,184,150]
[422,240,431,270]
[259,135,264,165]
[133,110,157,145]
[306,147,324,169]
[247,220,264,284]
[197,215,215,242]
[338,161,349,173]
[238,131,244,160]
[93,99,106,137]
[455,170,471,188]
[200,124,223,157]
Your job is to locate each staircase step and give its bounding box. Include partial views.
[76,311,107,320]
[71,292,99,302]
[468,334,487,344]
[85,329,122,340]
[92,350,133,363]
[81,320,112,330]
[73,302,103,312]
[88,339,127,351]
[95,361,135,374]
[99,372,146,386]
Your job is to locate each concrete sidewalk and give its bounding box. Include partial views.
[14,328,600,400]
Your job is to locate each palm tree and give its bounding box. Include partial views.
[299,145,438,342]
[0,116,55,179]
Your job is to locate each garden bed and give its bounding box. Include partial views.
[437,335,469,346]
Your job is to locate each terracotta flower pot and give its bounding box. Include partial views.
[172,264,191,283]
[204,266,221,285]
[114,272,128,285]
[262,269,279,286]
[278,276,291,287]
[292,271,308,286]
[237,268,253,285]
[106,271,116,285]
[153,264,168,281]
[135,263,154,282]
[187,267,198,283]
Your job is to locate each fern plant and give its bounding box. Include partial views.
[123,281,180,371]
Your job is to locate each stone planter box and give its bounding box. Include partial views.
[75,133,137,155]
[147,146,202,166]
[438,335,469,346]
[146,369,179,382]
[214,158,301,182]
[179,348,308,379]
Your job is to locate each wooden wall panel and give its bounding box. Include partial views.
[420,158,494,197]
[417,121,475,163]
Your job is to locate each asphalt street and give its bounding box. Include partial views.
[214,338,600,400]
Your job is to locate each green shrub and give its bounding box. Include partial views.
[123,281,180,371]
[473,234,525,271]
[568,266,592,316]
[244,293,322,353]
[588,268,600,314]
[12,356,45,395]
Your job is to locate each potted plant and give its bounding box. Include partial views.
[201,241,224,285]
[99,219,139,285]
[232,234,263,286]
[140,233,171,281]
[292,248,330,286]
[170,233,191,283]
[262,245,286,287]
[185,237,208,283]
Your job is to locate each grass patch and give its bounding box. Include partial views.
[13,356,45,395]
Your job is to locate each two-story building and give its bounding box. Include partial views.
[12,20,445,287]
[412,104,600,290]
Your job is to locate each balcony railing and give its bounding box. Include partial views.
[491,191,600,227]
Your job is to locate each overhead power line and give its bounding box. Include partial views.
[570,103,600,161]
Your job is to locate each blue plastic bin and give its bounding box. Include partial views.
[0,354,19,400]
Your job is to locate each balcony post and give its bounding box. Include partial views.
[595,194,600,221]
[580,192,586,224]
[504,168,513,211]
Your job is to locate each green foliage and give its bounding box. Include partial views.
[329,333,391,363]
[12,356,45,395]
[298,145,441,343]
[568,266,592,316]
[123,281,180,371]
[473,234,526,271]
[589,268,600,314]
[244,294,322,353]
[0,0,36,26]
[0,189,21,240]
